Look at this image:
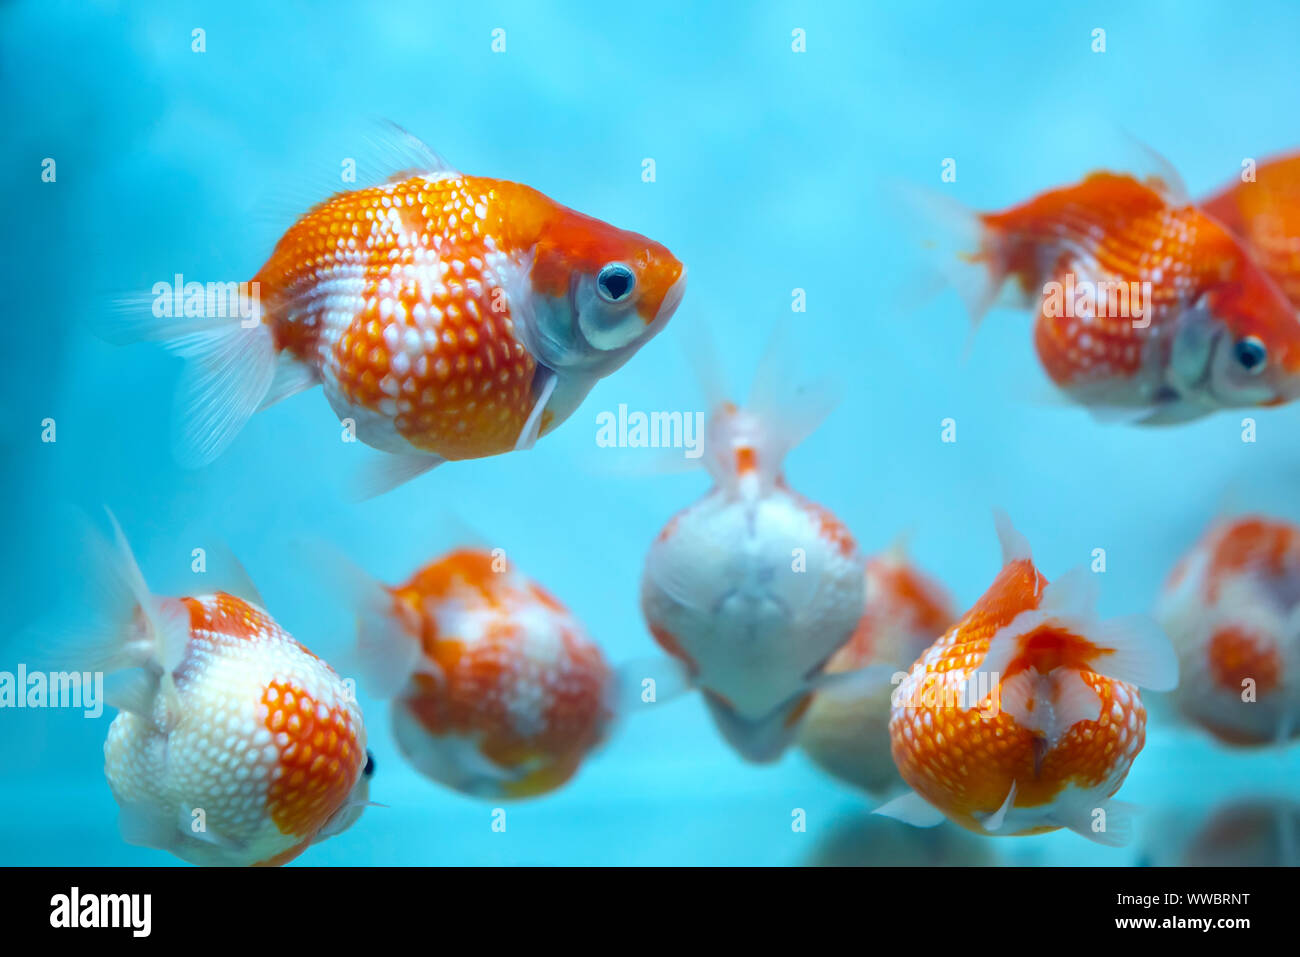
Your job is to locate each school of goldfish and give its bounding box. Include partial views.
[45,131,1300,864]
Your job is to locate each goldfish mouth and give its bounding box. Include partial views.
[654,266,688,326]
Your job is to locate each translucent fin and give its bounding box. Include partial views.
[872,789,947,828]
[258,353,319,412]
[606,655,695,716]
[36,509,188,707]
[359,119,457,181]
[1037,566,1100,621]
[992,508,1033,564]
[974,781,1017,832]
[890,180,1006,343]
[169,321,279,468]
[191,540,266,608]
[515,368,557,451]
[299,541,420,699]
[103,668,161,720]
[347,450,446,501]
[1112,130,1191,206]
[22,512,147,676]
[747,319,840,463]
[682,319,729,413]
[1089,615,1180,690]
[1056,796,1138,848]
[117,802,178,852]
[702,691,808,764]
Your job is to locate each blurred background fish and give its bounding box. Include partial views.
[1203,153,1300,308]
[799,546,955,796]
[7,0,1300,867]
[640,346,868,763]
[323,545,617,799]
[1156,514,1300,747]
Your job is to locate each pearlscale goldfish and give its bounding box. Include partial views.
[119,126,686,494]
[61,513,371,866]
[1203,152,1300,309]
[1156,515,1300,746]
[640,356,868,763]
[799,546,955,794]
[919,168,1300,423]
[331,546,615,798]
[878,513,1178,845]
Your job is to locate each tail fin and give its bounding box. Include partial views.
[747,318,840,464]
[890,181,1010,345]
[98,297,290,468]
[23,508,190,715]
[296,542,422,699]
[979,560,1180,694]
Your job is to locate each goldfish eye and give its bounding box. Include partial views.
[596,263,636,303]
[1233,336,1268,374]
[363,750,375,777]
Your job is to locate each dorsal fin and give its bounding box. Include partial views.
[993,508,1032,565]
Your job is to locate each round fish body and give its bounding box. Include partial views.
[641,389,866,764]
[375,549,612,799]
[140,131,687,485]
[104,593,369,867]
[1156,516,1300,746]
[881,516,1177,845]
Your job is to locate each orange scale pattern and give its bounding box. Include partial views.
[254,176,546,460]
[890,560,1146,832]
[391,550,612,777]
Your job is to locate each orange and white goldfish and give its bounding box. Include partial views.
[330,546,615,798]
[918,169,1300,423]
[1156,515,1300,747]
[878,513,1178,845]
[63,514,371,867]
[1203,152,1300,309]
[799,546,955,794]
[640,358,867,763]
[118,126,686,494]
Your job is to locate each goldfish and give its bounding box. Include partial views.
[57,513,371,867]
[116,125,686,494]
[877,512,1178,845]
[799,546,955,794]
[1203,152,1300,309]
[917,168,1300,423]
[640,354,868,763]
[329,546,616,798]
[1155,515,1300,747]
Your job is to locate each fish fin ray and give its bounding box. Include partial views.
[1089,615,1179,690]
[515,368,558,451]
[872,789,947,828]
[347,451,446,501]
[168,321,279,468]
[974,780,1017,832]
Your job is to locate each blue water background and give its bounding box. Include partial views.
[2,0,1299,865]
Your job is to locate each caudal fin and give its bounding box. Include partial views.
[890,181,1013,344]
[98,295,304,468]
[297,542,422,699]
[977,511,1180,695]
[24,508,190,716]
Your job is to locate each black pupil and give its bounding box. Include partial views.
[600,268,631,300]
[363,751,375,777]
[1236,339,1265,369]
